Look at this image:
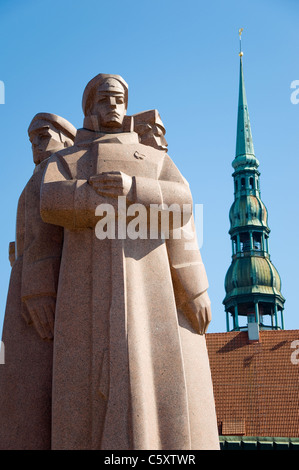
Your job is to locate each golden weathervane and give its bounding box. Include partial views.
[239,28,244,57]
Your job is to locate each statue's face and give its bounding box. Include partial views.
[141,124,168,151]
[29,125,65,164]
[90,79,126,129]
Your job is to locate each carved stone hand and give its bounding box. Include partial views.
[24,296,56,341]
[89,171,133,199]
[186,291,212,335]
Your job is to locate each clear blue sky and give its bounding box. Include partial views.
[0,0,298,335]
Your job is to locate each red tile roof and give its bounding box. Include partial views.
[206,330,299,437]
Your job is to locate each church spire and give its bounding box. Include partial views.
[223,31,285,339]
[235,56,255,159]
[233,34,259,173]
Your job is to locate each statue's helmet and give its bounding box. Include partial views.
[28,112,77,141]
[82,74,128,116]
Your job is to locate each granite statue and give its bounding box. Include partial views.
[0,113,76,449]
[38,74,219,449]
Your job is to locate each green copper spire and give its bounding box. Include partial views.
[223,36,285,337]
[233,41,259,173]
[236,57,255,158]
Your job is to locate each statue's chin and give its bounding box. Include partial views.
[33,150,53,165]
[104,120,123,128]
[100,120,124,133]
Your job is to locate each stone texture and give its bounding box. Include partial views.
[39,74,219,450]
[0,113,76,449]
[1,75,219,450]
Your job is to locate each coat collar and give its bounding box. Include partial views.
[74,127,139,147]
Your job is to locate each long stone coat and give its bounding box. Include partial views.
[0,159,62,449]
[40,128,219,450]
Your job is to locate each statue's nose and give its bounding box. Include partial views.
[32,135,39,146]
[108,96,117,106]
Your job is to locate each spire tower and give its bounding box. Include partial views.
[223,32,285,337]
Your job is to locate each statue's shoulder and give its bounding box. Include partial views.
[133,142,167,162]
[44,145,85,180]
[48,144,84,165]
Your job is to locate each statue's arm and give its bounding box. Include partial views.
[133,153,192,228]
[167,214,211,334]
[40,153,104,229]
[157,158,212,334]
[22,170,63,298]
[12,188,33,325]
[21,173,63,339]
[167,215,209,301]
[15,188,26,259]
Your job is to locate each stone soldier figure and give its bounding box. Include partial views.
[133,109,212,334]
[40,74,219,450]
[0,113,76,449]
